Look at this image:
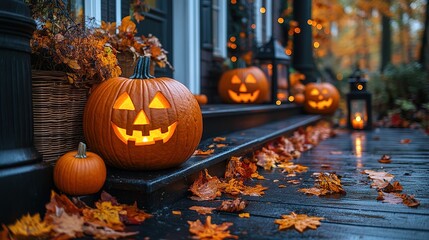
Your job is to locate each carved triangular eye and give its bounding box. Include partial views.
[310,89,320,95]
[245,74,256,83]
[231,75,241,84]
[113,92,135,110]
[149,92,171,109]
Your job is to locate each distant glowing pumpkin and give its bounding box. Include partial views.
[304,82,339,114]
[218,66,269,104]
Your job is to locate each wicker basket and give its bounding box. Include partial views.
[32,70,88,162]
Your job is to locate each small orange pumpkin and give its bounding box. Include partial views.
[84,56,203,170]
[218,65,269,104]
[303,82,340,114]
[194,94,208,105]
[293,93,305,104]
[54,142,106,195]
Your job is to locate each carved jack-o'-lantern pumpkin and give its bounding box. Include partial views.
[218,66,269,103]
[304,82,340,114]
[84,57,203,170]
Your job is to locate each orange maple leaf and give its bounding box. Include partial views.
[188,216,238,239]
[189,169,221,201]
[7,213,52,238]
[189,206,216,215]
[194,149,215,156]
[274,212,324,233]
[217,198,248,213]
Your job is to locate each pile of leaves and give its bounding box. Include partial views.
[1,191,151,239]
[28,0,121,87]
[363,170,420,207]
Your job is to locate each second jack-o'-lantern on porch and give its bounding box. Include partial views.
[84,57,203,170]
[304,82,340,114]
[218,66,269,104]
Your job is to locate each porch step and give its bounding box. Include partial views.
[104,113,321,210]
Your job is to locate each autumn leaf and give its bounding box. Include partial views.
[378,154,392,164]
[287,179,301,185]
[218,178,244,196]
[189,169,221,201]
[82,201,124,230]
[298,187,329,196]
[50,209,84,239]
[217,198,248,213]
[83,222,139,239]
[213,137,226,142]
[315,172,345,194]
[254,147,279,170]
[400,193,420,207]
[239,213,250,218]
[194,149,215,156]
[120,202,152,225]
[377,192,404,204]
[7,213,52,238]
[225,156,257,179]
[172,210,182,215]
[278,162,308,174]
[274,212,324,233]
[45,191,81,217]
[241,184,268,196]
[363,170,395,182]
[188,216,238,240]
[381,181,403,193]
[189,206,216,215]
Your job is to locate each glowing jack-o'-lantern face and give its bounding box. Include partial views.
[304,82,340,114]
[84,56,203,170]
[218,66,269,104]
[111,92,177,146]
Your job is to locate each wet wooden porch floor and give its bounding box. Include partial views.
[126,128,429,239]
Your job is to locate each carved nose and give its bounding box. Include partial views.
[133,110,150,125]
[239,83,247,92]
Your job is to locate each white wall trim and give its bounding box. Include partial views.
[213,0,227,58]
[116,0,122,24]
[172,0,201,94]
[85,0,101,25]
[255,0,272,46]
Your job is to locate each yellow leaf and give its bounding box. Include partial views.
[8,213,52,237]
[275,212,324,233]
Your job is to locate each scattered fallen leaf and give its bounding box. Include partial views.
[400,138,411,144]
[278,184,287,188]
[45,191,81,217]
[82,201,124,230]
[377,192,405,204]
[316,172,345,194]
[172,210,182,215]
[225,157,257,179]
[217,198,248,213]
[273,179,280,183]
[378,154,392,164]
[254,148,279,170]
[381,181,403,193]
[241,184,268,196]
[400,193,420,207]
[239,213,250,218]
[274,212,324,233]
[216,143,227,148]
[287,180,301,185]
[251,172,266,180]
[189,206,216,215]
[7,213,52,238]
[298,187,329,196]
[278,162,308,174]
[120,202,152,225]
[213,137,226,142]
[189,169,221,201]
[194,149,215,156]
[188,216,238,240]
[363,170,395,182]
[50,210,84,239]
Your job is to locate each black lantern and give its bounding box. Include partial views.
[256,37,291,105]
[347,68,372,130]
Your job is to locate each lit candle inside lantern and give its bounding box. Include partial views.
[352,113,364,129]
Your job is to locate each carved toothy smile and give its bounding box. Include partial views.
[308,98,333,109]
[111,122,177,146]
[228,90,260,103]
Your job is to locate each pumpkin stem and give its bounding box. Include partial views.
[75,142,87,158]
[130,56,155,79]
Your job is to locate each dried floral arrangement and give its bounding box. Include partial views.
[98,16,173,70]
[28,0,121,87]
